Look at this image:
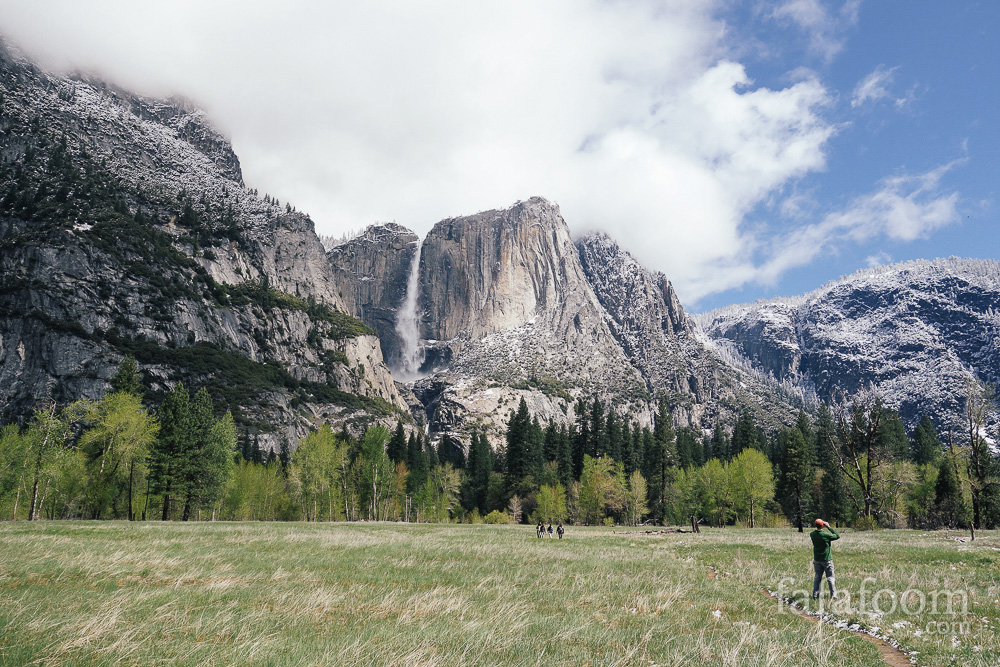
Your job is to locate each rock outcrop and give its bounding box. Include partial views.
[326,223,419,370]
[0,40,407,448]
[331,198,804,451]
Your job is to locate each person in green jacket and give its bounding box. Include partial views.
[810,518,839,599]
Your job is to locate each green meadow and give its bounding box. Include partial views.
[0,523,997,666]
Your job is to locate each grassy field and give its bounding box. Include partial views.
[0,522,997,666]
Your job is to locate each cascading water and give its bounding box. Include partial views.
[395,239,424,379]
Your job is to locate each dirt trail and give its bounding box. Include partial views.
[700,564,914,666]
[760,589,915,667]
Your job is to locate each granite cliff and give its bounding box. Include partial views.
[0,40,407,447]
[331,198,804,450]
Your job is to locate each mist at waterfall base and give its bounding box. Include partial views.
[393,239,427,382]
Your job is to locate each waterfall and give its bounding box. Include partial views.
[395,239,424,379]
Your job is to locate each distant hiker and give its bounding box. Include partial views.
[557,523,564,539]
[547,524,553,538]
[810,518,839,599]
[537,521,544,538]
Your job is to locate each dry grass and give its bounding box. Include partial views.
[0,522,994,666]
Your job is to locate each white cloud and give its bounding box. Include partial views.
[755,162,962,285]
[770,0,861,62]
[0,1,961,308]
[865,251,892,267]
[852,64,899,107]
[0,1,843,303]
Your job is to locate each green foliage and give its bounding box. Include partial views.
[643,398,676,524]
[728,448,774,528]
[109,355,143,397]
[223,277,307,311]
[511,374,573,402]
[532,483,568,523]
[288,424,349,522]
[934,453,967,528]
[104,337,396,426]
[777,427,813,531]
[624,470,649,526]
[911,414,941,465]
[414,464,461,523]
[577,455,625,525]
[462,430,493,514]
[356,426,396,520]
[73,391,157,520]
[482,509,511,524]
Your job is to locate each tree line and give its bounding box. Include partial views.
[1,357,997,530]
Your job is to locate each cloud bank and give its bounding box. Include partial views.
[0,1,959,304]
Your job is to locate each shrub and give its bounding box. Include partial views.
[853,515,880,531]
[483,510,510,525]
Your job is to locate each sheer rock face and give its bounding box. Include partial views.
[0,42,405,446]
[332,197,801,451]
[696,259,1000,429]
[411,198,652,447]
[326,223,419,370]
[420,198,602,342]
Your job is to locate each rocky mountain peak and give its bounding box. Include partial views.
[696,257,1000,429]
[0,43,406,443]
[326,222,419,369]
[419,196,586,342]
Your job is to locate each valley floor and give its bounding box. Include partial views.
[0,522,996,666]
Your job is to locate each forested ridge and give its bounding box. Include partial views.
[2,355,997,531]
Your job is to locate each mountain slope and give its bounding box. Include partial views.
[696,258,1000,428]
[0,40,407,446]
[330,199,805,449]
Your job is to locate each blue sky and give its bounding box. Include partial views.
[702,1,998,310]
[0,1,996,311]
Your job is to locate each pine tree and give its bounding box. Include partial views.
[464,431,493,513]
[572,399,589,479]
[877,407,910,461]
[631,423,644,474]
[387,421,407,463]
[424,435,439,469]
[676,427,698,470]
[407,433,427,493]
[934,454,965,528]
[556,424,573,488]
[645,398,676,524]
[814,403,836,470]
[527,416,544,481]
[796,411,816,465]
[778,427,813,531]
[911,415,941,464]
[278,438,291,471]
[690,430,705,467]
[109,354,143,397]
[711,423,729,461]
[150,382,193,521]
[621,421,634,472]
[543,421,559,463]
[505,397,532,485]
[818,465,850,527]
[180,387,216,521]
[731,410,759,455]
[589,398,607,458]
[606,410,622,462]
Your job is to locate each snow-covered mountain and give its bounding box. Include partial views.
[695,258,1000,428]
